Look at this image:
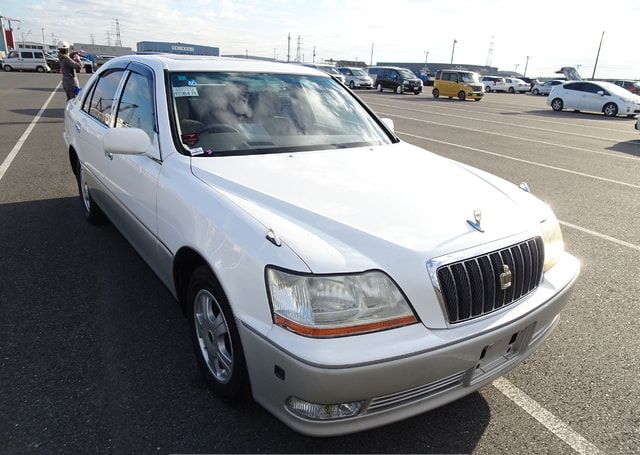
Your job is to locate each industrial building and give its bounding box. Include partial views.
[137,41,219,56]
[72,43,133,57]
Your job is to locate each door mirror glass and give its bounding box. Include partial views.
[102,128,151,155]
[597,90,604,96]
[381,118,394,132]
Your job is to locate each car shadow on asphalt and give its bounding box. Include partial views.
[9,108,65,119]
[524,109,637,122]
[19,87,62,92]
[606,140,640,158]
[0,196,490,454]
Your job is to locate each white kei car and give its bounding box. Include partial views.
[64,55,579,436]
[337,67,374,90]
[532,80,565,96]
[548,80,640,117]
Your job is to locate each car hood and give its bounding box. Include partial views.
[191,142,550,328]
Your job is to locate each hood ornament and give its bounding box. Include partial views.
[467,209,484,233]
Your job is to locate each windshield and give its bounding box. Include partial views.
[170,72,391,156]
[352,69,367,76]
[602,82,635,98]
[398,69,417,79]
[460,73,480,83]
[319,66,340,75]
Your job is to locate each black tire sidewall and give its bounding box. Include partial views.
[76,161,105,224]
[433,89,440,98]
[604,103,618,117]
[552,98,563,111]
[187,266,247,401]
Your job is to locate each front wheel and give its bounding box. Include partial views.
[3,65,12,72]
[376,83,383,92]
[188,266,247,401]
[76,161,106,224]
[603,102,618,117]
[551,98,563,111]
[458,91,466,101]
[485,86,492,93]
[396,85,404,94]
[349,81,355,89]
[532,88,539,96]
[432,88,440,99]
[508,87,515,93]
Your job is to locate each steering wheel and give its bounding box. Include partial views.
[197,124,239,134]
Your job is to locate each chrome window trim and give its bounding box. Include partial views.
[426,231,537,328]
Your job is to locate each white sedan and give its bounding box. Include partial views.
[64,55,579,436]
[548,80,640,117]
[531,80,565,96]
[504,78,530,93]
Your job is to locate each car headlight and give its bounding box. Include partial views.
[541,214,564,272]
[403,81,410,85]
[266,268,417,337]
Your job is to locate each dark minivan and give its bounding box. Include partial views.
[371,67,423,94]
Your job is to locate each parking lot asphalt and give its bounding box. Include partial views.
[1,73,639,454]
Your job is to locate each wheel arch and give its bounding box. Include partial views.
[69,145,79,177]
[173,246,222,315]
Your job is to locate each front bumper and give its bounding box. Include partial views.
[468,91,484,100]
[240,253,580,436]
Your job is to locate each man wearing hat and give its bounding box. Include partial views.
[58,41,83,100]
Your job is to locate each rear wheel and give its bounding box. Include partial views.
[532,88,539,96]
[3,65,12,72]
[188,266,247,401]
[76,161,106,224]
[508,86,515,93]
[551,98,563,111]
[432,88,440,99]
[36,66,45,73]
[376,83,383,92]
[349,81,355,89]
[458,91,466,101]
[485,86,492,93]
[603,102,618,117]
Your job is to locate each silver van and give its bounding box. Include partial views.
[2,49,51,73]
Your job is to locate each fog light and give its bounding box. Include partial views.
[286,396,365,420]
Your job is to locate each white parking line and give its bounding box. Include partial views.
[0,82,61,183]
[559,220,640,252]
[381,112,640,162]
[493,378,603,455]
[370,101,638,142]
[396,130,640,190]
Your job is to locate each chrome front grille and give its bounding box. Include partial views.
[366,371,465,413]
[436,238,545,324]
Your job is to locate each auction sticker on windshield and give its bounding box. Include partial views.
[173,86,199,97]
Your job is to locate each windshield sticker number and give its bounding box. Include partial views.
[173,86,199,97]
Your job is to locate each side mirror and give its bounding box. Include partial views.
[102,128,151,155]
[381,118,395,132]
[597,90,604,96]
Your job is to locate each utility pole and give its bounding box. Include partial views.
[295,35,302,62]
[370,42,374,66]
[592,31,605,80]
[450,39,457,65]
[523,56,531,77]
[424,50,429,73]
[514,63,519,73]
[105,30,112,47]
[286,33,290,63]
[273,47,276,61]
[245,48,248,58]
[312,45,316,63]
[90,34,95,45]
[41,28,46,50]
[486,35,495,66]
[113,18,122,47]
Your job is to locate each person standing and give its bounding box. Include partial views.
[58,41,82,101]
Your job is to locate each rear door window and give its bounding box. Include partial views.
[22,52,34,59]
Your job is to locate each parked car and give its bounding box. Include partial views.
[504,78,530,93]
[520,77,539,92]
[301,63,345,84]
[337,67,373,89]
[2,48,50,73]
[481,76,507,92]
[433,70,484,101]
[548,80,640,117]
[78,56,95,73]
[64,54,579,437]
[531,80,565,96]
[373,66,422,94]
[612,80,640,95]
[94,54,116,67]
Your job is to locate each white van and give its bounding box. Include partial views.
[2,49,51,73]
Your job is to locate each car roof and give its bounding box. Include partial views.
[107,54,326,76]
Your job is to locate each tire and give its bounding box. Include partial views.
[188,266,247,401]
[3,65,12,72]
[532,88,539,96]
[36,66,45,73]
[86,65,93,74]
[551,98,563,111]
[396,85,404,94]
[485,86,492,93]
[414,90,420,95]
[349,81,355,89]
[508,87,515,93]
[376,83,383,92]
[603,102,618,117]
[76,161,106,224]
[432,88,440,99]
[458,91,466,101]
[474,98,481,102]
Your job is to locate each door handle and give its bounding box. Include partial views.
[75,122,81,133]
[106,152,113,160]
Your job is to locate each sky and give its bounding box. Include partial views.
[2,0,640,79]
